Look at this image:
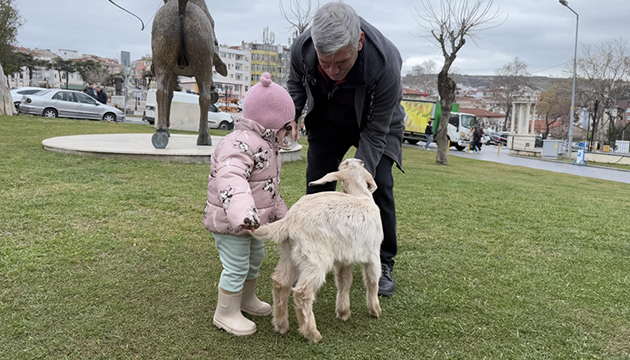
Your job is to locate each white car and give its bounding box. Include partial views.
[144,89,234,130]
[10,87,46,111]
[18,89,124,122]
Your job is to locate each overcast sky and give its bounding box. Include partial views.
[15,0,630,78]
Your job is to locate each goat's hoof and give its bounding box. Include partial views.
[152,131,169,149]
[197,132,212,146]
[273,319,289,334]
[303,329,322,343]
[336,309,351,321]
[369,306,381,318]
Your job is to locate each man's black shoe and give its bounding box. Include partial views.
[378,264,395,297]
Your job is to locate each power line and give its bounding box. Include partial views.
[531,62,567,75]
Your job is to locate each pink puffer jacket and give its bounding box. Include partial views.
[203,117,287,235]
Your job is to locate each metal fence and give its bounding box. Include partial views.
[616,140,630,154]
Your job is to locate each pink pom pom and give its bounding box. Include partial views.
[260,72,272,87]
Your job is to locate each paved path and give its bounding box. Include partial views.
[408,143,630,185]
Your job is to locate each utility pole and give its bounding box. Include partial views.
[121,51,131,118]
[559,0,579,159]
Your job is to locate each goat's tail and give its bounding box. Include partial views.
[249,220,289,244]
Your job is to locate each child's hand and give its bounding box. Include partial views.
[242,224,259,231]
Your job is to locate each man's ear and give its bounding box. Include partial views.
[358,32,365,51]
[309,171,342,186]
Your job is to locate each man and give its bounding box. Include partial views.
[96,86,107,105]
[86,84,96,99]
[287,1,404,296]
[424,120,433,150]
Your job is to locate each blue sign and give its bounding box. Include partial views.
[573,142,587,166]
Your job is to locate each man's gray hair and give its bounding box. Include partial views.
[311,1,361,55]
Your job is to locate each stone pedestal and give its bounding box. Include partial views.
[280,144,303,162]
[508,134,539,154]
[110,95,124,109]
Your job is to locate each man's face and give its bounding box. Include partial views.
[316,32,364,81]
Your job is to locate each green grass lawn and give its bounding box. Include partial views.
[1,115,630,359]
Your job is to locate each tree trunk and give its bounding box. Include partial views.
[435,69,457,165]
[503,106,511,131]
[0,64,15,116]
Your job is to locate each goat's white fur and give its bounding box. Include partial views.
[250,158,383,343]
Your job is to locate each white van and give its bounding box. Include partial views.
[143,89,234,130]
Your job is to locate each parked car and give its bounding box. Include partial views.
[10,87,46,111]
[488,132,509,146]
[144,89,234,130]
[18,89,124,122]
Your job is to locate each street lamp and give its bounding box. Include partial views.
[559,0,578,160]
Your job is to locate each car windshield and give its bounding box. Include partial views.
[34,89,52,96]
[460,115,477,129]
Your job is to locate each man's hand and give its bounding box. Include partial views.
[291,120,298,141]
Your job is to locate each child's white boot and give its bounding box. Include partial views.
[213,287,256,336]
[240,279,272,316]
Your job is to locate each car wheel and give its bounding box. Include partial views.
[406,139,419,145]
[218,121,230,130]
[103,113,116,122]
[14,102,20,111]
[103,112,116,122]
[43,108,57,118]
[455,144,466,151]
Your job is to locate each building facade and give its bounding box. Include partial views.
[211,45,252,100]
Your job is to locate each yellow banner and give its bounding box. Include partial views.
[402,100,434,133]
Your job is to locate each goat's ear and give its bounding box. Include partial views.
[309,171,341,186]
[365,174,378,193]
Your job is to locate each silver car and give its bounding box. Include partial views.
[10,87,46,111]
[18,89,125,122]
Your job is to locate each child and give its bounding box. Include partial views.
[203,72,295,336]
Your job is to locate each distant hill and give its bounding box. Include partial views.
[451,74,566,91]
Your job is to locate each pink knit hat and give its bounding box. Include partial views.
[242,72,295,130]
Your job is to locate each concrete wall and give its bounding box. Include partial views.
[583,152,630,165]
[155,102,201,132]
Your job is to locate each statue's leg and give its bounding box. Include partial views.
[196,76,212,146]
[152,71,177,149]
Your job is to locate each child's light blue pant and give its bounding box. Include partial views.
[212,232,265,293]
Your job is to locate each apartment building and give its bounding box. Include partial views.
[211,45,252,100]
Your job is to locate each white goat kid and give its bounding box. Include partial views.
[250,158,383,343]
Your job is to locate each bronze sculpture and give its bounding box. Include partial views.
[151,0,228,148]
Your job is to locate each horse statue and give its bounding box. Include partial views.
[151,0,228,148]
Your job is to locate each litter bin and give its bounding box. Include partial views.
[542,140,566,158]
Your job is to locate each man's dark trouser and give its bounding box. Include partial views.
[305,140,398,268]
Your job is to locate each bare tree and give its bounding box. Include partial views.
[577,37,630,146]
[492,57,530,131]
[279,0,319,39]
[402,59,438,98]
[416,0,502,165]
[537,79,571,139]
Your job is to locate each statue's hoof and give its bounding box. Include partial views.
[152,131,169,149]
